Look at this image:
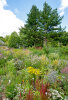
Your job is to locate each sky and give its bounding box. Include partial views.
[0,0,68,37]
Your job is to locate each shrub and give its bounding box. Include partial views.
[60,46,68,55]
[8,31,19,48]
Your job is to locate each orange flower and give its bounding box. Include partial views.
[22,80,24,83]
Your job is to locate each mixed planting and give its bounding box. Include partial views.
[0,1,68,100]
[0,45,68,100]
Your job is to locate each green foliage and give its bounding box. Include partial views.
[19,27,27,47]
[59,32,68,45]
[0,58,6,68]
[0,67,6,75]
[0,36,5,42]
[39,2,63,33]
[19,5,43,47]
[0,87,3,93]
[0,40,5,46]
[48,53,59,60]
[60,46,68,55]
[6,60,16,73]
[0,46,68,99]
[62,80,68,95]
[43,45,49,54]
[45,31,68,46]
[26,5,40,29]
[19,2,63,47]
[0,1,67,99]
[45,32,63,41]
[5,83,17,99]
[4,35,10,46]
[8,31,19,48]
[29,47,44,55]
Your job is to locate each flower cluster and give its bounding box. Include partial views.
[30,55,40,65]
[50,89,64,100]
[53,59,59,66]
[27,67,41,75]
[40,55,46,61]
[61,67,68,74]
[44,70,58,83]
[40,55,49,66]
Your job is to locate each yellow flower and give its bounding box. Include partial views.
[27,67,41,75]
[53,59,59,66]
[35,69,41,75]
[40,55,49,65]
[27,66,33,70]
[40,55,46,61]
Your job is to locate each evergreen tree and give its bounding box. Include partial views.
[40,2,63,33]
[19,2,63,47]
[25,5,43,47]
[26,5,40,32]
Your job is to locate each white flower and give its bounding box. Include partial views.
[32,78,34,80]
[8,80,11,84]
[45,92,47,95]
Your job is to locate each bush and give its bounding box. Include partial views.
[8,31,19,48]
[59,32,68,45]
[60,46,68,55]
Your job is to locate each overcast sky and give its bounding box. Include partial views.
[0,0,68,37]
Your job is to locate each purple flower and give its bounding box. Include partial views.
[61,67,68,74]
[0,53,2,56]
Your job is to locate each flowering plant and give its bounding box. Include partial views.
[27,67,41,75]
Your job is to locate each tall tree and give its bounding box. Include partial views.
[25,5,43,47]
[26,5,40,32]
[19,2,63,47]
[40,2,63,33]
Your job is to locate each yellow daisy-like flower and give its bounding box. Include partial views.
[27,67,41,75]
[35,69,41,75]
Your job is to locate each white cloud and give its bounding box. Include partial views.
[0,0,7,9]
[59,0,68,16]
[0,0,24,37]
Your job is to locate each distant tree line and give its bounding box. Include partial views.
[0,2,68,47]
